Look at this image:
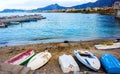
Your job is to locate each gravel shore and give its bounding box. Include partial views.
[0,39,120,74]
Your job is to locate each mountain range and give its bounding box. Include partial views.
[72,0,120,9]
[1,0,119,12]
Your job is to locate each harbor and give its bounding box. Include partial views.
[0,0,120,74]
[0,14,46,27]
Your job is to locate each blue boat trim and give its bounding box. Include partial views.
[85,59,91,66]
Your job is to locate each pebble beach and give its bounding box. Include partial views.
[0,39,120,74]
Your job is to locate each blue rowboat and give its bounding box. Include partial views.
[100,53,120,74]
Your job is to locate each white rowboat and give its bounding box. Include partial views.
[27,51,51,70]
[95,42,120,50]
[74,50,100,71]
[59,54,80,73]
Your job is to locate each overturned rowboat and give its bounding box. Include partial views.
[58,54,80,73]
[100,53,120,74]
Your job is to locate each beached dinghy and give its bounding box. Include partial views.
[58,54,80,73]
[100,53,120,74]
[27,50,52,70]
[74,50,100,71]
[5,50,35,65]
[95,42,120,50]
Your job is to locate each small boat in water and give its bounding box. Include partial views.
[100,53,120,74]
[74,50,101,71]
[5,50,35,65]
[27,50,51,70]
[9,22,20,25]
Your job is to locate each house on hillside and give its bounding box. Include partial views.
[86,7,91,11]
[113,1,120,18]
[66,8,76,12]
[93,7,100,11]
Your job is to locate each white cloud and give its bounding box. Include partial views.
[0,0,97,10]
[51,0,96,3]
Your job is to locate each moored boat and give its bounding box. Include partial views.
[5,50,35,65]
[74,50,101,71]
[9,22,20,25]
[27,50,52,70]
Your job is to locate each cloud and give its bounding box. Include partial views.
[51,0,96,3]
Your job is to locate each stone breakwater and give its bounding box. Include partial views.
[0,14,46,27]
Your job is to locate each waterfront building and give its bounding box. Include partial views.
[113,1,120,10]
[86,7,91,11]
[66,8,76,12]
[113,1,120,18]
[93,7,100,11]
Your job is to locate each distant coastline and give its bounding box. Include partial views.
[0,0,119,14]
[0,8,117,15]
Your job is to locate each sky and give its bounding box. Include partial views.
[0,0,97,11]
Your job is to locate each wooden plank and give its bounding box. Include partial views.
[0,63,23,74]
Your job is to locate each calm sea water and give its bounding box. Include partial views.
[0,12,120,46]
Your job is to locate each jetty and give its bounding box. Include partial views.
[0,14,46,27]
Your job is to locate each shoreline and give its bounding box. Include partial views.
[0,38,120,74]
[0,37,119,47]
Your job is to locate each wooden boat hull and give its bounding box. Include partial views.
[27,51,52,70]
[5,50,35,65]
[74,50,100,71]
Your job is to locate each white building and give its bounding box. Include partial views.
[93,7,100,11]
[113,1,120,10]
[113,1,120,18]
[86,7,91,11]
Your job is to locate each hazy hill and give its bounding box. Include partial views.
[0,0,119,12]
[72,0,120,9]
[36,4,66,11]
[0,9,25,13]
